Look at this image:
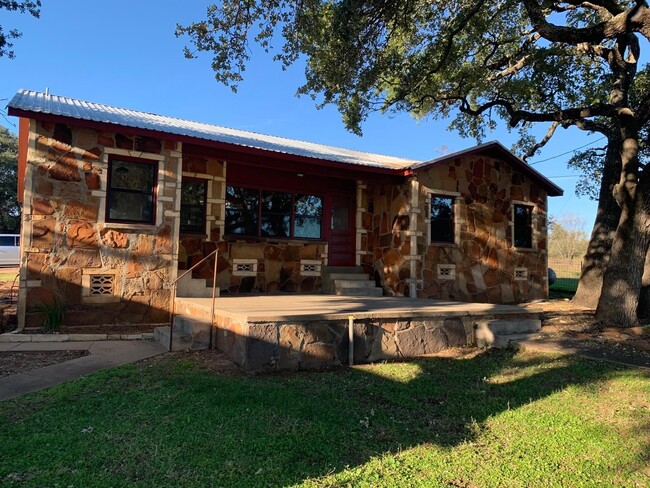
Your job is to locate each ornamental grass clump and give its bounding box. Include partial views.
[39,298,66,333]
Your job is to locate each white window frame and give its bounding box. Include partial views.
[425,190,461,247]
[511,200,537,250]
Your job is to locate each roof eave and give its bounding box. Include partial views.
[8,107,408,178]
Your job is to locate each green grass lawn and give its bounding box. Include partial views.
[1,350,649,487]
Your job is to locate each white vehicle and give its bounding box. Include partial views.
[0,234,20,266]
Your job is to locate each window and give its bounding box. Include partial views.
[226,186,323,239]
[107,158,157,224]
[430,196,454,243]
[514,204,533,248]
[294,195,323,238]
[180,179,207,234]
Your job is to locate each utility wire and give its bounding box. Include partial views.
[529,136,606,165]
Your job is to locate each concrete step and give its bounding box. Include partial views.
[334,279,379,288]
[328,272,371,280]
[176,273,219,298]
[324,266,363,274]
[174,315,211,339]
[474,319,542,348]
[335,287,383,297]
[154,326,194,351]
[154,316,211,351]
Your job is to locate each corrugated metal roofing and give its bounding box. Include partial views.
[7,89,562,195]
[7,89,419,170]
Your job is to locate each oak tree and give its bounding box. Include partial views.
[178,1,650,326]
[0,126,20,233]
[0,0,40,59]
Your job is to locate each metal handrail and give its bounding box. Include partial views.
[168,248,219,352]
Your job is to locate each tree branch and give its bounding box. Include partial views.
[523,122,560,160]
[523,0,650,45]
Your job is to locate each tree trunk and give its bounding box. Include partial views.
[636,250,650,320]
[572,136,622,308]
[596,129,650,327]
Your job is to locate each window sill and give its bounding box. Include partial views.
[429,241,457,248]
[102,222,157,231]
[514,247,537,252]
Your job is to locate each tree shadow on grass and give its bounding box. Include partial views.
[1,349,648,487]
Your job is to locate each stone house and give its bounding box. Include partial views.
[7,89,562,329]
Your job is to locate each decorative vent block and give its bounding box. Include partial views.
[300,260,322,276]
[514,268,528,281]
[437,264,456,280]
[82,270,120,303]
[233,259,258,276]
[90,275,114,295]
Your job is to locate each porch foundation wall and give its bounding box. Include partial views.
[217,315,486,371]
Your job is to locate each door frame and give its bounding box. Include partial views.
[326,189,356,266]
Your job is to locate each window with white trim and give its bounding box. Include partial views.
[514,204,533,248]
[107,158,157,224]
[430,195,455,244]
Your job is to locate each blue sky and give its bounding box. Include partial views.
[0,1,600,230]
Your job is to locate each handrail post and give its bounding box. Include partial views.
[168,281,177,352]
[167,248,218,353]
[209,248,218,349]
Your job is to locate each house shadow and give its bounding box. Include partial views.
[153,346,650,486]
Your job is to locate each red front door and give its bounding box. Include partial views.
[328,192,355,266]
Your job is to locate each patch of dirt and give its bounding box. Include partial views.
[138,349,245,376]
[0,350,89,377]
[526,300,650,365]
[21,323,163,335]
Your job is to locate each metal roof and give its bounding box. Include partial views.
[7,89,562,195]
[7,89,418,170]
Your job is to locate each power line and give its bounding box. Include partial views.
[529,136,606,165]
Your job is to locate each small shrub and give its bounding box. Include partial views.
[39,298,66,333]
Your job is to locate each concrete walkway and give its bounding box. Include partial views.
[0,340,166,402]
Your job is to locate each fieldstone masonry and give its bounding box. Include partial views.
[216,314,493,371]
[359,155,548,303]
[18,117,550,331]
[18,121,179,328]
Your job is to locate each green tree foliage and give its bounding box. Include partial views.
[178,1,650,325]
[0,0,40,59]
[0,126,21,233]
[548,215,589,260]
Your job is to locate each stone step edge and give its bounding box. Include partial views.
[0,332,155,343]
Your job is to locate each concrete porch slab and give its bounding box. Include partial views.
[176,294,542,323]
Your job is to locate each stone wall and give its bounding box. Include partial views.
[18,121,180,328]
[359,181,413,296]
[217,315,471,371]
[361,154,548,303]
[184,240,328,294]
